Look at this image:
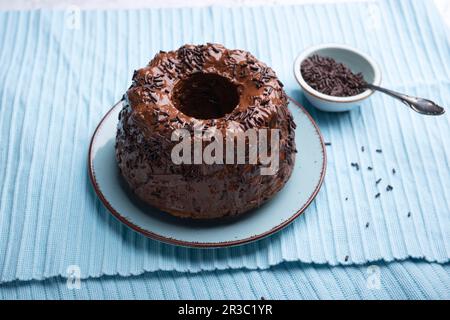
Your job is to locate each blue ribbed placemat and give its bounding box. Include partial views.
[1,261,449,300]
[0,0,449,283]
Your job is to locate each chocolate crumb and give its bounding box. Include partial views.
[386,185,393,192]
[261,296,265,300]
[361,146,365,152]
[375,193,381,198]
[368,166,373,171]
[365,222,370,228]
[345,197,348,201]
[376,178,382,185]
[344,255,349,262]
[392,168,396,175]
[407,212,411,218]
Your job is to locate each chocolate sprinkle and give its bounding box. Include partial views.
[300,55,367,97]
[376,149,382,153]
[116,43,296,219]
[375,193,381,198]
[376,178,382,185]
[386,185,393,192]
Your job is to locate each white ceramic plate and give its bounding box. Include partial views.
[88,97,326,248]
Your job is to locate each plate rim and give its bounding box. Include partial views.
[88,96,327,248]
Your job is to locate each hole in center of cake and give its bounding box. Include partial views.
[173,73,239,120]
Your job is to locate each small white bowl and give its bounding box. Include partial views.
[293,44,382,112]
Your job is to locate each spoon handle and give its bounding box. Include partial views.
[365,83,445,116]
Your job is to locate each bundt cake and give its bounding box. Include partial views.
[116,43,296,219]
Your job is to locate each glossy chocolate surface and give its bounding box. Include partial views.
[116,43,297,219]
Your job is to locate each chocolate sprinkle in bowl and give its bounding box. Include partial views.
[294,44,381,112]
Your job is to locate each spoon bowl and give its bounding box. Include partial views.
[365,83,445,116]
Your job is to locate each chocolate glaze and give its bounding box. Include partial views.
[116,43,297,219]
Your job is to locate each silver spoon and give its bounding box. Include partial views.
[365,83,445,116]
